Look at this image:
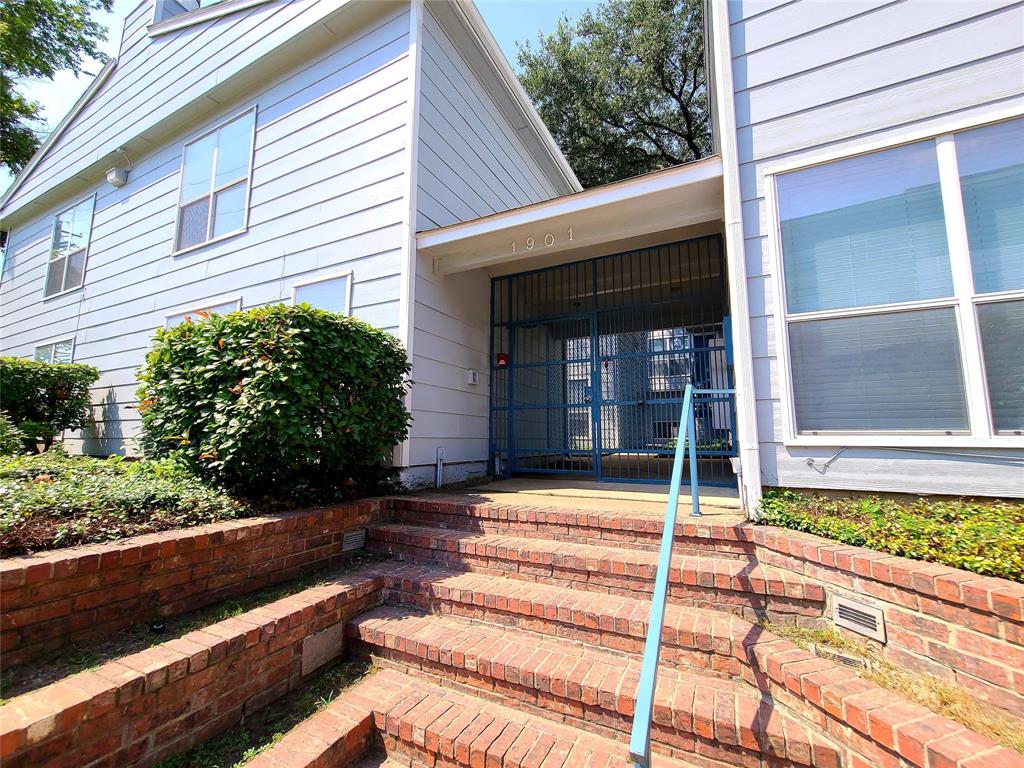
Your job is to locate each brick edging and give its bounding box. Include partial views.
[0,573,384,768]
[0,498,389,666]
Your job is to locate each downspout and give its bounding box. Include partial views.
[708,0,763,517]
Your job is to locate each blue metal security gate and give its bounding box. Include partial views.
[489,235,737,485]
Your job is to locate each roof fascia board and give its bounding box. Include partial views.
[0,58,117,213]
[447,0,582,193]
[418,155,722,250]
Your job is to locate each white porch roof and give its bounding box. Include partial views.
[417,156,725,275]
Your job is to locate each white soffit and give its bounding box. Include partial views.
[418,156,724,275]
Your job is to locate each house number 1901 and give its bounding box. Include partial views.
[511,227,573,254]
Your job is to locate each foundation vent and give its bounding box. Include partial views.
[342,528,367,552]
[808,643,871,671]
[833,596,886,643]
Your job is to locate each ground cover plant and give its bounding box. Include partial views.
[136,303,410,498]
[758,490,1024,582]
[0,448,248,555]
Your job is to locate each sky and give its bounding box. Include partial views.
[0,0,601,195]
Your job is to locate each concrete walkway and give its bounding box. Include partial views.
[422,477,746,522]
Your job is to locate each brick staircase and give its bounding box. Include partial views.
[3,495,1022,768]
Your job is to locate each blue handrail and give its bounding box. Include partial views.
[628,385,737,768]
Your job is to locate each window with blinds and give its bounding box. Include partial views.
[165,299,241,327]
[292,273,352,316]
[773,116,1024,439]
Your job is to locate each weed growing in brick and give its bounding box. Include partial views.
[154,659,374,768]
[759,490,1024,582]
[760,619,1024,753]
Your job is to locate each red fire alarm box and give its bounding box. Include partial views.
[496,353,510,368]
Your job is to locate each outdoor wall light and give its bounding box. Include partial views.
[106,148,133,188]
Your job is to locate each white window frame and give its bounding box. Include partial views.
[33,336,76,364]
[291,271,354,316]
[762,108,1024,449]
[164,296,242,327]
[44,194,96,299]
[172,107,257,257]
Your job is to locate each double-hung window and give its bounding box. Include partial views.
[175,110,255,252]
[769,115,1023,442]
[45,196,95,297]
[34,338,75,364]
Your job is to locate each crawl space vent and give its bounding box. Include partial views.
[833,595,886,643]
[342,528,367,552]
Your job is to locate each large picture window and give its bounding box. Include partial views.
[45,196,95,297]
[770,115,1024,441]
[175,110,255,252]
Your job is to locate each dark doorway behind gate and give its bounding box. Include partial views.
[489,235,736,485]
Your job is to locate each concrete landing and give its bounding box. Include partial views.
[427,477,746,522]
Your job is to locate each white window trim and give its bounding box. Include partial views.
[149,0,275,37]
[164,296,242,327]
[291,271,354,316]
[762,110,1024,449]
[33,336,77,364]
[43,194,96,300]
[172,107,257,257]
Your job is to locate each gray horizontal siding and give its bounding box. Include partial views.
[728,0,1024,497]
[413,5,559,232]
[0,7,413,455]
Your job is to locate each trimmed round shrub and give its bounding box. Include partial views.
[136,304,411,497]
[0,357,100,451]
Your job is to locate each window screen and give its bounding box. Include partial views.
[166,299,240,327]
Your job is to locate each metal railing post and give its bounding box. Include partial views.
[628,387,736,768]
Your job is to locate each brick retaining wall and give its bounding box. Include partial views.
[0,499,387,666]
[748,526,1024,717]
[0,574,383,768]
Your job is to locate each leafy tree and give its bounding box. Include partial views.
[517,0,711,188]
[0,0,113,174]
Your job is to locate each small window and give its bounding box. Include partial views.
[292,273,352,315]
[166,298,241,327]
[45,197,95,297]
[175,111,255,252]
[34,339,75,364]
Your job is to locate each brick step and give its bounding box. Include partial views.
[249,667,703,768]
[390,497,754,558]
[367,525,824,621]
[377,563,755,679]
[348,606,841,768]
[0,570,385,768]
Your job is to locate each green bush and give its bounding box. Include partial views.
[0,357,100,450]
[759,490,1024,583]
[0,411,26,455]
[0,450,246,554]
[136,303,411,497]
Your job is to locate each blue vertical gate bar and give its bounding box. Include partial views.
[629,386,736,768]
